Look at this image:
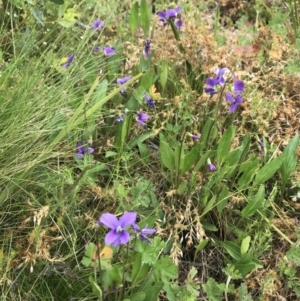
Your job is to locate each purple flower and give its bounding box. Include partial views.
[225,92,243,113]
[91,18,104,31]
[191,134,200,140]
[157,6,181,25]
[233,79,245,94]
[117,115,124,122]
[103,46,116,56]
[61,54,75,68]
[117,76,131,93]
[207,159,217,171]
[136,111,150,126]
[208,163,217,171]
[157,11,168,26]
[132,224,156,244]
[98,212,137,247]
[205,78,218,96]
[166,6,181,18]
[258,140,264,155]
[143,93,155,108]
[93,46,100,52]
[175,19,183,30]
[75,142,94,158]
[144,39,151,59]
[213,67,229,85]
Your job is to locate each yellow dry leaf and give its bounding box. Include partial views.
[149,85,162,101]
[100,246,113,259]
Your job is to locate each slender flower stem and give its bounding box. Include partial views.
[214,83,227,121]
[118,244,129,301]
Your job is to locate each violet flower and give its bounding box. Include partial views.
[258,139,264,155]
[143,93,155,108]
[165,6,181,19]
[61,54,75,68]
[157,6,181,25]
[233,79,245,94]
[258,140,264,148]
[117,115,124,122]
[91,18,104,31]
[132,224,156,244]
[175,19,183,30]
[103,46,116,56]
[75,142,94,158]
[157,11,168,26]
[117,76,131,93]
[225,78,245,113]
[207,158,217,171]
[213,67,229,85]
[205,78,218,96]
[144,39,151,59]
[225,93,243,113]
[136,111,150,126]
[191,134,200,140]
[97,212,137,247]
[93,46,100,52]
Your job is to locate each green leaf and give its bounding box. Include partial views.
[174,144,184,175]
[238,160,259,190]
[221,241,241,260]
[140,69,154,91]
[234,251,257,277]
[239,283,253,301]
[89,276,102,298]
[140,0,150,36]
[242,184,265,218]
[202,221,218,231]
[142,282,164,301]
[131,253,143,283]
[128,131,156,148]
[129,2,139,36]
[127,292,146,301]
[241,236,251,255]
[193,150,210,172]
[287,245,300,265]
[253,155,284,186]
[90,79,108,111]
[160,140,174,172]
[154,256,178,282]
[50,0,64,4]
[137,142,149,160]
[280,134,299,187]
[199,118,215,152]
[114,114,132,150]
[202,278,223,301]
[202,195,216,217]
[217,125,236,164]
[182,143,200,174]
[81,242,96,267]
[58,7,80,28]
[216,185,228,213]
[176,181,187,195]
[160,61,168,90]
[195,239,209,253]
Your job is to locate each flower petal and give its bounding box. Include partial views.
[100,213,119,229]
[119,230,130,245]
[225,92,234,103]
[140,234,152,244]
[141,228,156,235]
[119,212,137,227]
[233,79,245,94]
[105,229,119,245]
